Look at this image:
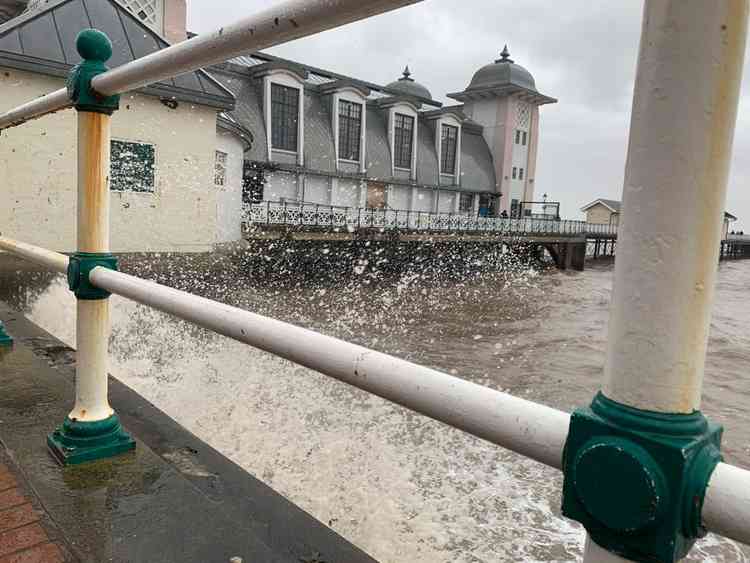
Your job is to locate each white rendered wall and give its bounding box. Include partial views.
[388,185,411,210]
[304,175,330,205]
[215,130,245,243]
[265,171,299,201]
[438,191,456,213]
[0,68,218,252]
[413,188,434,212]
[331,178,360,207]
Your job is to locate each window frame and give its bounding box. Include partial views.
[512,166,517,180]
[338,99,363,161]
[214,150,228,187]
[519,167,524,181]
[110,139,156,193]
[459,192,474,213]
[440,124,459,175]
[393,112,415,170]
[522,131,528,146]
[270,82,300,152]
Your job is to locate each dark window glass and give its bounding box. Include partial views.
[271,83,299,152]
[110,140,155,192]
[522,131,528,146]
[459,193,473,212]
[515,130,521,144]
[511,198,520,217]
[519,168,524,180]
[512,166,517,180]
[441,124,458,174]
[394,113,414,169]
[338,100,362,160]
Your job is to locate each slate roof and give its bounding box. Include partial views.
[0,0,234,109]
[209,58,497,193]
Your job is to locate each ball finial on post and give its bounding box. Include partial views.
[75,29,113,63]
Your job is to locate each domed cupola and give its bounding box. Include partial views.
[468,46,537,92]
[448,46,556,105]
[385,66,432,100]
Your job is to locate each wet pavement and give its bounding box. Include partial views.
[0,302,375,563]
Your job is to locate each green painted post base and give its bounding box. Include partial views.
[47,414,135,465]
[0,321,12,347]
[562,392,722,563]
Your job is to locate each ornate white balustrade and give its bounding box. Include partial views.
[245,201,619,238]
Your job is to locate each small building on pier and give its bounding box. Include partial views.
[580,198,621,226]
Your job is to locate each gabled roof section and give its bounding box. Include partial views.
[0,0,234,110]
[580,198,621,213]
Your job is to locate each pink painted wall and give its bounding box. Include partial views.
[164,0,187,44]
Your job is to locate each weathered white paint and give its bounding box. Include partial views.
[88,265,571,470]
[215,130,245,244]
[0,236,69,273]
[703,462,750,546]
[602,0,749,413]
[331,178,360,207]
[72,112,114,423]
[0,69,219,252]
[303,175,330,205]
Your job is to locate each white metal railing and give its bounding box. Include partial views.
[727,234,750,241]
[0,1,748,561]
[244,201,620,237]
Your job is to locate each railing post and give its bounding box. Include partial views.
[48,29,135,465]
[562,2,748,561]
[0,321,12,347]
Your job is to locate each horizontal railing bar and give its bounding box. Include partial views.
[0,0,423,132]
[0,89,72,132]
[0,236,69,273]
[88,266,569,469]
[1,237,748,546]
[702,462,750,546]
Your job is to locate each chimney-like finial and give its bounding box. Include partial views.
[400,65,413,81]
[496,45,514,64]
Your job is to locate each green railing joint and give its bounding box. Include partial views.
[47,414,135,465]
[67,252,118,300]
[562,392,722,562]
[0,321,12,347]
[66,29,120,114]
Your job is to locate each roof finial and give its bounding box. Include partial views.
[497,45,514,64]
[400,65,413,81]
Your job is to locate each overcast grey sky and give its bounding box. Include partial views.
[189,1,750,227]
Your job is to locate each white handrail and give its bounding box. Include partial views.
[88,265,570,470]
[0,236,69,273]
[0,0,423,132]
[1,236,749,549]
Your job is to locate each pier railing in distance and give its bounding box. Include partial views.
[0,0,749,561]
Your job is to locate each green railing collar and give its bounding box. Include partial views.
[66,29,120,114]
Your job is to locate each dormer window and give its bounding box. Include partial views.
[338,100,362,161]
[394,113,414,169]
[271,83,299,152]
[440,124,459,174]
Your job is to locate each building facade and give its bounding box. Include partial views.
[580,199,622,226]
[210,44,556,222]
[0,0,250,252]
